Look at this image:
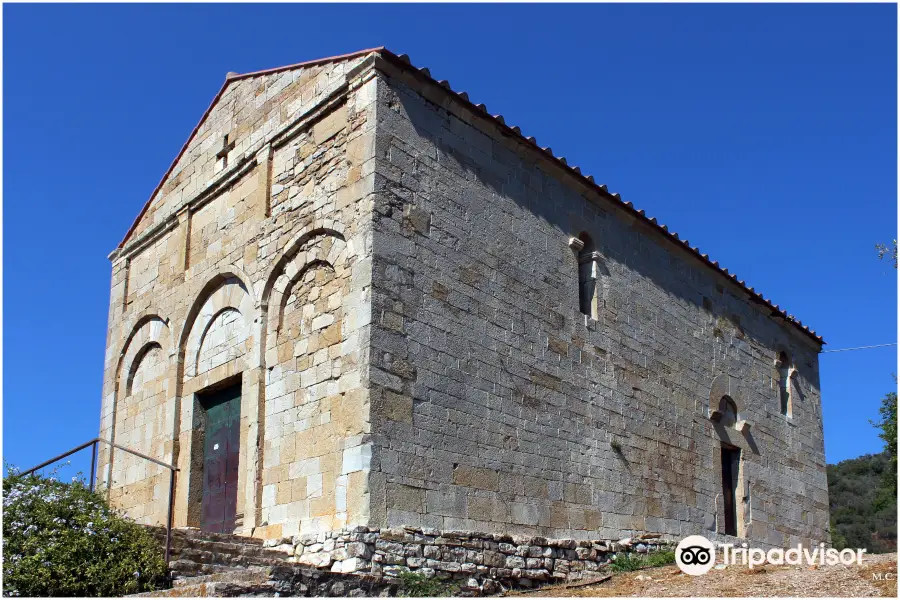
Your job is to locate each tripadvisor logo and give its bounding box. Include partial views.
[675,535,716,575]
[675,535,867,575]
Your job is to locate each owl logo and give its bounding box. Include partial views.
[675,535,717,575]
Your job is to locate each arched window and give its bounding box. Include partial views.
[720,396,738,427]
[776,351,793,417]
[571,233,601,319]
[711,395,738,427]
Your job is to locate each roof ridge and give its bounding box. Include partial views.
[228,46,385,82]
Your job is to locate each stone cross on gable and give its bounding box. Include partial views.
[216,133,236,169]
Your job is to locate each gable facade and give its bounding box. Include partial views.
[100,51,379,538]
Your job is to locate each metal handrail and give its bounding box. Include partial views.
[19,438,179,566]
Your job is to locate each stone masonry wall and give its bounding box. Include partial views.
[270,525,671,593]
[366,65,828,549]
[98,53,379,539]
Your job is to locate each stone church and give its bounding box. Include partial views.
[98,47,829,550]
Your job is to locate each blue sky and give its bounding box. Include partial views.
[3,3,896,479]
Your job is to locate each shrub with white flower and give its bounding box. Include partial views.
[2,466,166,596]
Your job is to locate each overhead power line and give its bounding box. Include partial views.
[821,343,897,354]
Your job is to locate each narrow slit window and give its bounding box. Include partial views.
[720,444,740,536]
[777,351,793,417]
[574,233,600,319]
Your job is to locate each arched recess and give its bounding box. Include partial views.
[126,342,164,397]
[251,224,350,534]
[109,313,171,454]
[260,220,346,310]
[172,269,258,532]
[254,223,347,372]
[175,266,258,358]
[181,278,255,379]
[115,315,172,406]
[118,309,175,359]
[266,235,348,340]
[708,374,746,418]
[713,395,739,427]
[107,314,172,521]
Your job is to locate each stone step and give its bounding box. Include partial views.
[172,567,271,588]
[173,548,289,571]
[130,579,275,597]
[136,525,297,594]
[168,560,252,579]
[140,525,291,577]
[167,539,290,560]
[146,526,266,547]
[130,566,275,596]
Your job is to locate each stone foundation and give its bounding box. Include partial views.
[268,567,397,597]
[263,526,673,593]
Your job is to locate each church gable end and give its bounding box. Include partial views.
[99,49,379,539]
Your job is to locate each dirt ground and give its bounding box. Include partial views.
[504,553,897,597]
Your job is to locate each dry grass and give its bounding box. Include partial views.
[504,552,897,597]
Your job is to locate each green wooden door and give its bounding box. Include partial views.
[199,384,241,533]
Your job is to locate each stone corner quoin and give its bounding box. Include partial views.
[97,48,829,556]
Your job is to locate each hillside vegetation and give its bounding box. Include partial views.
[828,450,897,554]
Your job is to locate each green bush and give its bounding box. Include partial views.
[642,549,676,568]
[2,467,167,597]
[609,552,646,572]
[396,570,458,597]
[609,549,676,572]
